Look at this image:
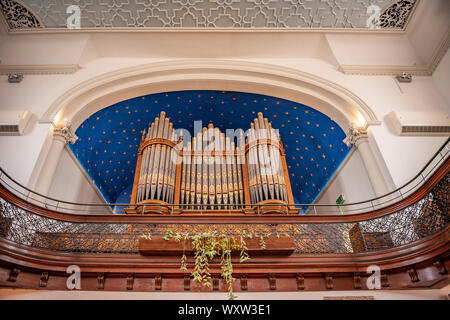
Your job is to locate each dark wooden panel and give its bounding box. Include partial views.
[349,224,394,253]
[138,236,294,256]
[0,217,10,237]
[411,199,447,238]
[0,203,11,237]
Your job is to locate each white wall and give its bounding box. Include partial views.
[1,57,447,201]
[326,33,422,66]
[369,124,447,188]
[0,123,50,186]
[315,149,376,211]
[433,49,450,106]
[47,147,110,214]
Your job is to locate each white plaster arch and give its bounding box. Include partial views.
[42,59,381,132]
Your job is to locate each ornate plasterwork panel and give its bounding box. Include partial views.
[0,0,41,29]
[379,0,416,28]
[0,0,418,30]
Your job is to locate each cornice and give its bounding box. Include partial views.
[5,27,409,35]
[0,64,80,75]
[338,26,450,76]
[338,64,430,76]
[2,27,446,78]
[427,27,450,75]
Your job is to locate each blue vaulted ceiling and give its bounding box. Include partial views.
[70,90,350,209]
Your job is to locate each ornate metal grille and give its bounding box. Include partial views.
[0,173,447,255]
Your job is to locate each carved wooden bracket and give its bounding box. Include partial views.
[39,272,49,287]
[155,274,162,290]
[269,274,276,290]
[296,274,305,290]
[433,260,447,275]
[184,276,190,291]
[8,268,20,282]
[353,274,362,289]
[97,273,105,290]
[240,275,248,291]
[325,274,333,290]
[126,274,134,290]
[212,276,219,291]
[407,268,419,282]
[381,274,390,287]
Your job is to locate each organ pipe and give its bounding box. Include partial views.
[131,111,292,210]
[214,128,222,209]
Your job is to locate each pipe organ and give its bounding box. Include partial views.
[178,125,246,209]
[247,114,290,204]
[127,112,294,214]
[134,112,180,205]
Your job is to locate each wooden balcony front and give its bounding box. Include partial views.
[0,157,448,293]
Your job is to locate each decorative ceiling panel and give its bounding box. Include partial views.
[70,90,351,209]
[0,0,42,28]
[1,0,417,30]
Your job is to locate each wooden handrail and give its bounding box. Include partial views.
[0,157,448,224]
[1,138,448,210]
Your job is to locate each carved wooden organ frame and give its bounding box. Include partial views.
[127,111,295,214]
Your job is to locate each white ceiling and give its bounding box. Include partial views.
[0,0,447,78]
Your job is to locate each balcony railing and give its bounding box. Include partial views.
[0,139,448,215]
[0,138,448,256]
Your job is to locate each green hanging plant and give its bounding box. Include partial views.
[143,228,291,300]
[161,228,252,300]
[141,232,152,240]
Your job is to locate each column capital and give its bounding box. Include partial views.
[343,125,368,148]
[53,122,78,145]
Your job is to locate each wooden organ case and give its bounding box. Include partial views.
[126,112,296,215]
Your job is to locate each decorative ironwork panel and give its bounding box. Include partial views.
[0,0,42,29]
[379,0,417,28]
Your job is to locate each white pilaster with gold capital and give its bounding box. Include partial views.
[34,122,78,196]
[344,125,390,198]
